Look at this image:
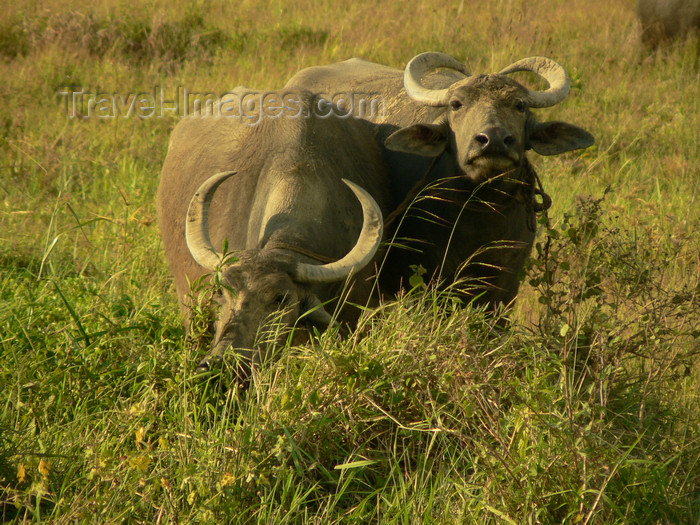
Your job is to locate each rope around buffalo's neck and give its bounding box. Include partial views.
[274,163,552,262]
[385,155,552,231]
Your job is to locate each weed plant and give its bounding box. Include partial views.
[1,0,698,523]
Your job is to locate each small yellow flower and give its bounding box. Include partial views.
[135,426,147,446]
[17,463,27,483]
[38,459,50,479]
[161,477,172,491]
[129,402,145,415]
[220,473,236,487]
[129,455,151,472]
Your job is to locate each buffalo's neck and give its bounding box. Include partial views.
[381,159,537,304]
[388,156,535,225]
[389,162,535,246]
[441,163,535,212]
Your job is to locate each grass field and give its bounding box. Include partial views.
[1,0,699,522]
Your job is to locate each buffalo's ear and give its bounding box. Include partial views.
[385,123,448,157]
[529,121,595,156]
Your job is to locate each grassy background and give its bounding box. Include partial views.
[1,0,699,522]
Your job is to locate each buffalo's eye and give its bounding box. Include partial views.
[515,100,527,112]
[218,283,236,299]
[449,99,463,110]
[273,293,289,306]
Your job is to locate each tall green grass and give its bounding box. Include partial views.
[1,0,699,522]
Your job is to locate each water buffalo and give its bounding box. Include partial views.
[286,52,595,308]
[157,90,391,378]
[637,0,700,47]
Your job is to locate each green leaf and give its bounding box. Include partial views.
[334,459,378,470]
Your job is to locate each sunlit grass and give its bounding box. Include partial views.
[1,0,699,522]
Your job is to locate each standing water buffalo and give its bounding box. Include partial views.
[637,0,700,47]
[157,90,391,377]
[286,52,595,308]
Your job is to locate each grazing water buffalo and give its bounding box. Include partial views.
[637,0,700,47]
[157,90,390,377]
[286,52,595,308]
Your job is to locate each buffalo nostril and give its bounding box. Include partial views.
[475,133,489,145]
[475,128,516,152]
[196,354,223,374]
[196,360,212,373]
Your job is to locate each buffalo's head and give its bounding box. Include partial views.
[185,171,383,380]
[385,52,594,185]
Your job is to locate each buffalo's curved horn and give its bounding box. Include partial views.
[185,170,237,270]
[294,180,383,284]
[403,52,470,107]
[498,57,571,108]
